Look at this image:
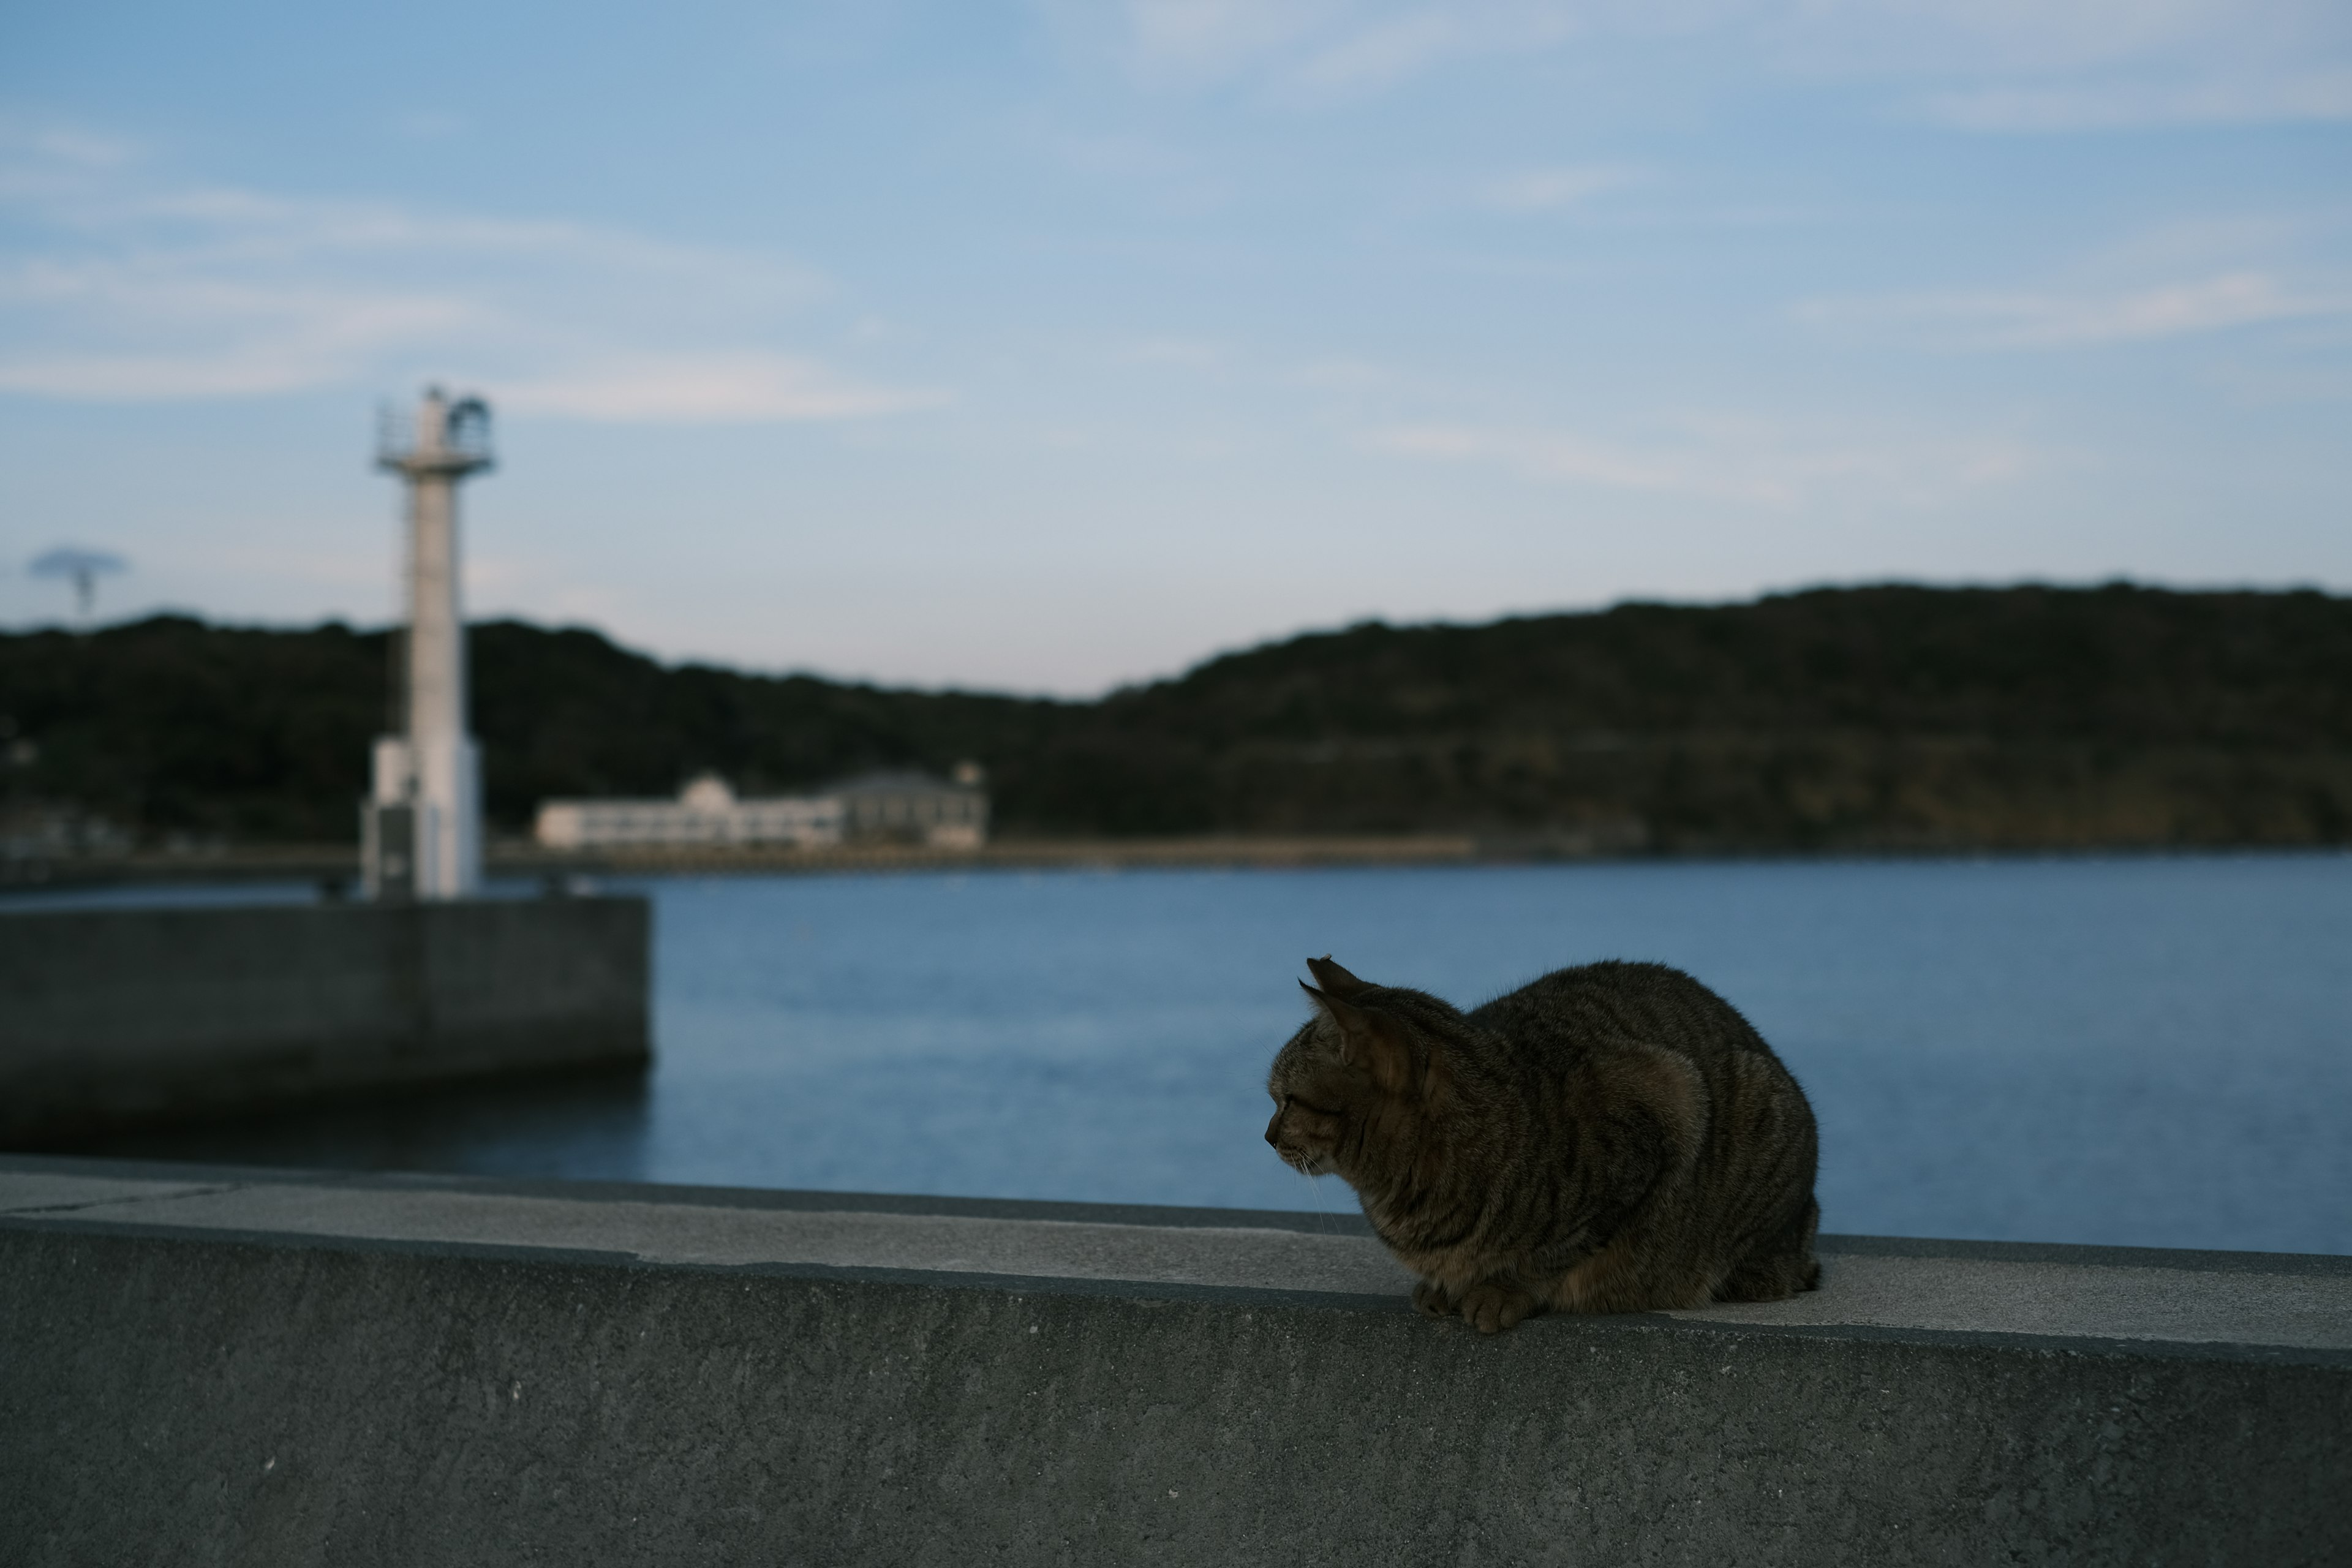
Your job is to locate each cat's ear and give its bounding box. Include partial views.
[1305,956,1372,998]
[1300,981,1414,1095]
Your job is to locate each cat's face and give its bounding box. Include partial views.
[1264,956,1425,1182]
[1264,1014,1359,1177]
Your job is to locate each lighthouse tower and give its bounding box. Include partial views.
[363,386,494,901]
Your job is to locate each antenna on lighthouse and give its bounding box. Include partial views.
[363,386,495,902]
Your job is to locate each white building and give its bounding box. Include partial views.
[535,774,844,851]
[533,768,989,852]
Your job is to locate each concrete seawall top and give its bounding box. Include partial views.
[5,1153,2346,1566]
[3,1155,2346,1360]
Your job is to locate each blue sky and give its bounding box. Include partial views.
[2,1,2346,693]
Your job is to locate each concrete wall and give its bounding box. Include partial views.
[2,1155,2344,1567]
[0,898,649,1142]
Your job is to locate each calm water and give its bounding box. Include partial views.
[30,854,2352,1254]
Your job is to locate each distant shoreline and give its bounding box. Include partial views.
[7,834,2343,892]
[0,836,1480,889]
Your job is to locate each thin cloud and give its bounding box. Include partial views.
[1381,422,1728,497]
[1372,418,2033,508]
[1291,356,1400,390]
[0,257,480,399]
[0,134,929,420]
[1749,1,2352,132]
[1294,12,1468,92]
[1083,0,2352,130]
[0,258,477,330]
[1101,0,1585,94]
[393,110,470,141]
[1127,336,1230,368]
[1760,0,2297,76]
[0,330,449,401]
[1801,272,2352,349]
[78,186,823,306]
[1478,165,1643,212]
[1116,0,1347,77]
[497,354,946,424]
[27,129,136,168]
[1923,70,2352,131]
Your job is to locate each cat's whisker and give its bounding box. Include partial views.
[1298,1168,1336,1234]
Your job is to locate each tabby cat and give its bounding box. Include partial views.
[1265,956,1820,1333]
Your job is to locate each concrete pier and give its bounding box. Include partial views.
[0,898,649,1142]
[1,1155,2343,1566]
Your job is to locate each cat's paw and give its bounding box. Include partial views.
[1412,1278,1456,1318]
[1456,1280,1537,1335]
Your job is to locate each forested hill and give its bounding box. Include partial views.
[0,617,1057,845]
[4,583,2349,853]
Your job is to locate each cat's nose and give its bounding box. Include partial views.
[1264,1110,1284,1148]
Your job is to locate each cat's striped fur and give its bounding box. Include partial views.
[1265,956,1820,1333]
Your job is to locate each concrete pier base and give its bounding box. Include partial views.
[1,1156,2344,1566]
[0,897,649,1142]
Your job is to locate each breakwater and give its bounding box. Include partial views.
[0,898,649,1142]
[1,1155,2342,1566]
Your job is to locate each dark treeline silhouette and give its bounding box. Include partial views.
[4,583,2349,852]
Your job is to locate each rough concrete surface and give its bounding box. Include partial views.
[3,1163,2346,1352]
[0,898,649,1140]
[1,1155,2344,1567]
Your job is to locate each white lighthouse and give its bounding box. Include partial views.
[363,386,494,901]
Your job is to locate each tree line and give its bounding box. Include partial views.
[4,582,2348,852]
